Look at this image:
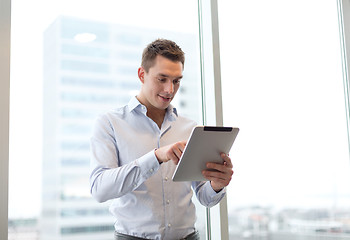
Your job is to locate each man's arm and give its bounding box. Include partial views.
[89,115,189,203]
[192,153,234,207]
[89,116,160,203]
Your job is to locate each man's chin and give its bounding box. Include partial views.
[160,103,171,109]
[156,101,171,110]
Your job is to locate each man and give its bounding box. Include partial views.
[90,39,234,240]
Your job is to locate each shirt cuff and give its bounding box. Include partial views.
[135,150,160,180]
[206,182,226,201]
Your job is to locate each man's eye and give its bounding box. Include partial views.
[173,80,181,84]
[158,78,166,82]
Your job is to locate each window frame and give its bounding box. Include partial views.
[338,0,350,157]
[2,1,350,240]
[0,0,11,239]
[198,0,228,239]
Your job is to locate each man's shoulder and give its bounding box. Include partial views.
[96,105,129,124]
[106,105,129,117]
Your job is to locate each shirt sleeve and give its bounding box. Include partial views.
[192,181,226,208]
[89,115,160,203]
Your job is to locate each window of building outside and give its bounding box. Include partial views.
[8,1,205,239]
[219,0,350,239]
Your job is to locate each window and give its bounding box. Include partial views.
[4,0,350,239]
[9,1,204,239]
[219,0,350,239]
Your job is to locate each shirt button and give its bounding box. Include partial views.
[133,184,137,187]
[168,223,171,228]
[165,177,168,181]
[166,200,170,204]
[150,168,154,172]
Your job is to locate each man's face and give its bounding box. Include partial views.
[138,55,183,111]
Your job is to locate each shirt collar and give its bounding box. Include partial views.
[128,96,178,120]
[128,96,143,112]
[166,104,178,120]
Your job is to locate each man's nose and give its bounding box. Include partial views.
[165,81,174,93]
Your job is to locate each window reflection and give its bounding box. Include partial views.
[9,1,203,238]
[219,0,350,239]
[61,44,110,58]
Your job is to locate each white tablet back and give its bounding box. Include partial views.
[172,126,239,182]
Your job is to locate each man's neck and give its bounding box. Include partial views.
[136,95,167,129]
[146,107,166,129]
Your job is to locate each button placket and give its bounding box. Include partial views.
[162,169,172,232]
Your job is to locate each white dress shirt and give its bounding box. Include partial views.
[90,96,226,240]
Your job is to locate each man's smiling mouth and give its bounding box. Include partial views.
[159,95,172,101]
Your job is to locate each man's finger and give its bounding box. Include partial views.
[207,162,228,173]
[202,170,230,183]
[173,147,182,159]
[177,141,186,153]
[221,153,233,168]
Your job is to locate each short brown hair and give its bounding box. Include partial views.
[141,39,185,72]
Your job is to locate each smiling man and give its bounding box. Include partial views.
[89,39,234,240]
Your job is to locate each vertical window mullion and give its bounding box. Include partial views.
[0,0,11,239]
[198,0,229,239]
[338,0,350,161]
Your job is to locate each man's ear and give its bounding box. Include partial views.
[138,67,145,83]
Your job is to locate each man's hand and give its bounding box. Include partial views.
[155,141,186,165]
[202,153,234,192]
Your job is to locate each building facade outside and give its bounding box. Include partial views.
[9,13,350,240]
[41,16,202,240]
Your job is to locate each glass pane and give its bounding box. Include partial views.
[9,1,204,239]
[219,0,350,239]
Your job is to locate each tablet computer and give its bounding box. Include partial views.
[172,126,239,182]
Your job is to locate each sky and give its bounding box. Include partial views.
[9,0,350,219]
